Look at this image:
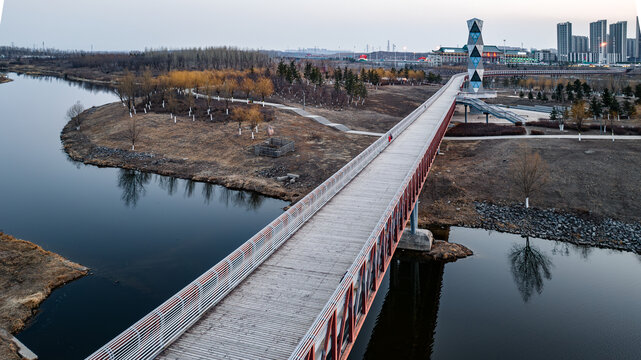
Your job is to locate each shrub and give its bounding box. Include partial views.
[447,123,527,137]
[530,129,545,135]
[527,120,559,129]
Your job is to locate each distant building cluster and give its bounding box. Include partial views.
[557,17,641,64]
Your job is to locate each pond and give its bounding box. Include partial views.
[0,73,288,359]
[349,227,641,359]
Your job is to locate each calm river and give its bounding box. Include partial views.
[1,74,640,359]
[0,74,287,359]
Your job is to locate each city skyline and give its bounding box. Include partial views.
[0,0,638,53]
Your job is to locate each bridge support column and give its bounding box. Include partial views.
[464,105,468,123]
[410,201,418,235]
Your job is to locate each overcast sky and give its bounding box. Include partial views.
[0,0,638,52]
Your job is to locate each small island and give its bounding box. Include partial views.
[0,73,12,84]
[0,232,87,360]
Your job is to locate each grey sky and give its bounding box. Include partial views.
[0,0,637,52]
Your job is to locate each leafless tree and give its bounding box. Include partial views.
[67,101,85,130]
[126,117,142,151]
[115,72,137,112]
[510,145,549,208]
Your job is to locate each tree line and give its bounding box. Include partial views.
[114,68,274,116]
[272,60,442,109]
[69,47,270,72]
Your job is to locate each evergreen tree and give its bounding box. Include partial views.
[589,97,602,118]
[582,82,591,96]
[602,88,613,109]
[555,83,564,102]
[550,107,558,120]
[277,61,287,79]
[635,83,641,104]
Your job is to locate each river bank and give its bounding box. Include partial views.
[62,102,374,202]
[419,138,641,254]
[0,233,88,360]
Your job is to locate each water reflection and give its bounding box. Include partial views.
[508,236,553,302]
[116,170,271,210]
[202,183,215,204]
[362,255,444,359]
[157,176,178,196]
[18,73,113,94]
[218,186,266,211]
[117,169,152,207]
[184,179,196,198]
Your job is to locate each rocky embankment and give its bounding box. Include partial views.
[475,202,641,254]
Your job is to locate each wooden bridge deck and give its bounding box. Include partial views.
[157,78,463,360]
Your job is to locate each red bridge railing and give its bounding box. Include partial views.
[84,72,461,360]
[288,74,464,360]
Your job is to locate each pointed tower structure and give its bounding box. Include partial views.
[467,18,484,93]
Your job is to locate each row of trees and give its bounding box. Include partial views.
[494,75,637,96]
[68,47,270,72]
[115,68,275,115]
[273,60,443,109]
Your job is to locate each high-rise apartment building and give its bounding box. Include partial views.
[628,39,636,61]
[557,22,572,62]
[590,19,607,62]
[608,21,627,63]
[634,16,641,61]
[572,36,589,54]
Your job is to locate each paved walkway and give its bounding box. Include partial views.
[196,94,385,137]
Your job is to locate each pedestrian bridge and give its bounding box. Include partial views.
[86,68,619,360]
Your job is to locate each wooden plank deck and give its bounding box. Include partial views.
[157,78,463,360]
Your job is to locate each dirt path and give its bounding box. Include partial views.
[0,233,88,360]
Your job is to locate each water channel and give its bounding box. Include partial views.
[1,73,640,359]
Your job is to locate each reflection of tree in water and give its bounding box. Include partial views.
[218,187,265,211]
[202,183,215,205]
[157,176,178,196]
[551,241,593,260]
[154,175,267,209]
[184,180,196,198]
[118,169,152,207]
[362,256,444,359]
[509,237,553,302]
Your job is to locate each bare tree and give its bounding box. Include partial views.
[67,101,85,130]
[115,72,137,112]
[510,145,549,208]
[126,117,142,151]
[570,100,587,139]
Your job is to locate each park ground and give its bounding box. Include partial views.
[418,138,641,228]
[62,85,437,202]
[0,233,87,360]
[62,83,641,229]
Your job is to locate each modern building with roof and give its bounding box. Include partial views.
[433,45,534,65]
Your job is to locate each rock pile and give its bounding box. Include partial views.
[475,202,641,254]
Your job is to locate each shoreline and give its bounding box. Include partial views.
[0,232,88,360]
[427,203,641,255]
[60,102,376,204]
[59,100,641,256]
